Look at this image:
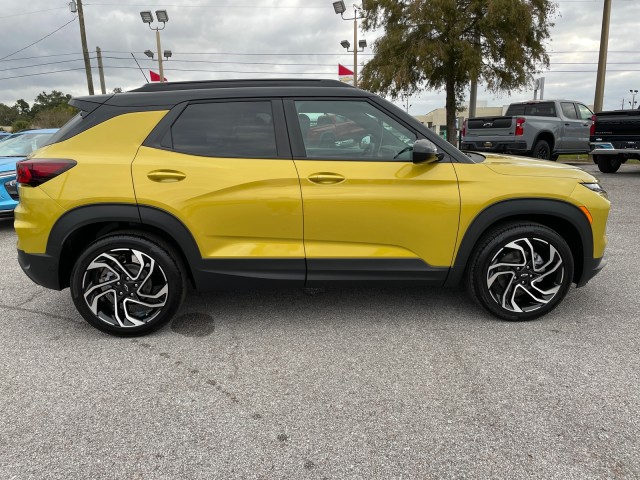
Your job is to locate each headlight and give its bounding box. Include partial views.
[581,182,608,199]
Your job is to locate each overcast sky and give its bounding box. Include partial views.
[1,0,639,115]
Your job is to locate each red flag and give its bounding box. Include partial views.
[150,70,167,82]
[338,64,353,76]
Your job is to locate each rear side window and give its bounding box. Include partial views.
[506,102,557,117]
[171,101,277,158]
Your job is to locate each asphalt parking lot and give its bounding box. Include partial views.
[0,162,638,479]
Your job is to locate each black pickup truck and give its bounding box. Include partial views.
[590,109,640,173]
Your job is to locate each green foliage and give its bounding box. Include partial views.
[11,119,31,132]
[14,99,30,117]
[360,0,557,143]
[32,105,77,128]
[31,90,73,118]
[0,103,18,126]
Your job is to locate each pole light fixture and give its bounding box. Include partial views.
[333,1,346,14]
[164,50,172,59]
[140,11,153,23]
[140,10,170,83]
[333,3,366,88]
[155,10,169,23]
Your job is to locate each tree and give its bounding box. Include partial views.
[13,99,31,118]
[32,105,77,128]
[31,90,73,118]
[0,103,18,126]
[360,0,557,144]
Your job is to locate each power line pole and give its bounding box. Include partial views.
[96,47,106,94]
[76,0,94,95]
[594,0,611,112]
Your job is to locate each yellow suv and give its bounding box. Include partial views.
[15,80,610,335]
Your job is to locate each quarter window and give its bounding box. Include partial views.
[171,101,277,158]
[294,100,417,161]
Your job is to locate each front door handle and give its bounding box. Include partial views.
[147,170,186,183]
[308,173,345,185]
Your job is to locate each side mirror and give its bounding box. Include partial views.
[412,139,444,164]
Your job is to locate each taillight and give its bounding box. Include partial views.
[590,114,596,137]
[515,117,525,136]
[16,159,77,187]
[462,119,467,137]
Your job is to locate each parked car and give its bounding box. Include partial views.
[0,129,58,217]
[461,100,593,160]
[589,108,640,172]
[303,113,367,147]
[15,79,610,335]
[0,132,12,142]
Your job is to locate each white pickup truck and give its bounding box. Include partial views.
[460,100,593,160]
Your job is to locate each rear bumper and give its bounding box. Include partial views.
[577,256,606,288]
[460,140,528,153]
[17,250,63,290]
[590,143,640,158]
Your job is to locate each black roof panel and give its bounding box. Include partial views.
[129,78,353,92]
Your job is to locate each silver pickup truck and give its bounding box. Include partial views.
[461,100,593,160]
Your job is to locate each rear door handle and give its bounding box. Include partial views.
[147,170,186,183]
[308,173,345,185]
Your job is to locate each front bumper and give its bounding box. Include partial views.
[577,256,606,288]
[17,250,63,290]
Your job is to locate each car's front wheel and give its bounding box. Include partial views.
[70,234,186,336]
[466,222,574,321]
[595,155,621,173]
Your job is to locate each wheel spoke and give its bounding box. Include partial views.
[486,236,565,314]
[81,247,169,329]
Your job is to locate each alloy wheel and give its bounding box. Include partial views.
[486,237,564,313]
[81,248,169,328]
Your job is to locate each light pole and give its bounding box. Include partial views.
[339,39,366,86]
[333,1,366,88]
[140,10,169,83]
[630,89,638,109]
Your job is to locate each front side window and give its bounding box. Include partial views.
[576,103,593,121]
[171,101,277,158]
[294,100,417,161]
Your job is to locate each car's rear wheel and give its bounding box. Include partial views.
[466,222,574,321]
[531,140,551,159]
[595,155,621,173]
[70,234,186,336]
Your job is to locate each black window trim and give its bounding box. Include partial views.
[142,97,292,160]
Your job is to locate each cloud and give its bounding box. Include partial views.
[0,0,638,114]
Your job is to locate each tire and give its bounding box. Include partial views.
[70,234,186,336]
[595,155,621,173]
[531,140,551,160]
[466,222,574,321]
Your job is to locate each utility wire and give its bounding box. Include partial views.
[0,7,68,19]
[0,16,77,61]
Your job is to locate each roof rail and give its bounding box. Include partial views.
[129,78,353,92]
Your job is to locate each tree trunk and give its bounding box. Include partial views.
[445,79,457,146]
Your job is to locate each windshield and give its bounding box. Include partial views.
[0,132,55,157]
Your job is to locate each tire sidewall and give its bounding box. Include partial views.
[70,235,185,336]
[469,223,574,321]
[532,140,551,160]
